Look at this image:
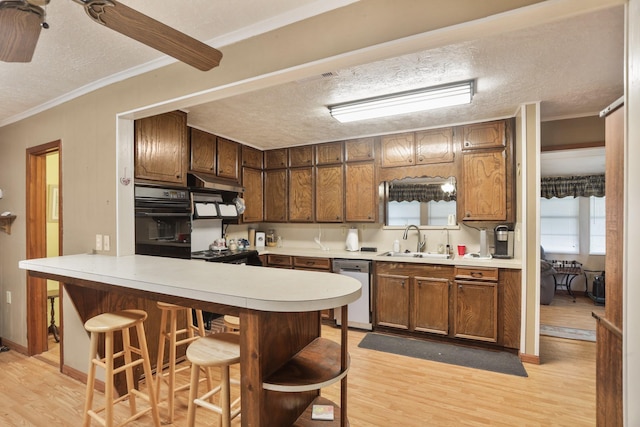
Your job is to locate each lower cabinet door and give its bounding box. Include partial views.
[375,274,409,330]
[453,280,498,342]
[413,277,450,335]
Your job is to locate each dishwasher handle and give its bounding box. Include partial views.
[332,259,371,274]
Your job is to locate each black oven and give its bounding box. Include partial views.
[134,185,191,259]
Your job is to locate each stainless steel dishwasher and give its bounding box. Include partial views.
[333,259,372,330]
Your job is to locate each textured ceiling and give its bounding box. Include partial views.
[186,6,624,149]
[0,0,355,125]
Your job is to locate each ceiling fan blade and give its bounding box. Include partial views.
[0,1,45,62]
[77,0,222,71]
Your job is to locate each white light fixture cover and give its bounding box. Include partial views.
[329,80,474,123]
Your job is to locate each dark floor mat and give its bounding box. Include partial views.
[358,333,528,377]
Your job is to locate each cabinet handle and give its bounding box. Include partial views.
[458,284,463,290]
[471,272,484,278]
[464,141,471,147]
[418,156,424,161]
[401,281,405,287]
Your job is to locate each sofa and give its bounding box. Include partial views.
[540,246,556,305]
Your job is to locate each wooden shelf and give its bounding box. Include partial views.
[263,337,350,392]
[0,215,16,235]
[292,396,348,427]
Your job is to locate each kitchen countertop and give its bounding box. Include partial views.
[257,246,523,269]
[19,254,361,312]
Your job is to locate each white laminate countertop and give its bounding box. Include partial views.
[257,246,523,269]
[18,254,362,313]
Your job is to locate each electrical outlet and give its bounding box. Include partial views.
[95,234,103,251]
[103,235,110,251]
[6,291,11,304]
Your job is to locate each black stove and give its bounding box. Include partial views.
[191,249,262,265]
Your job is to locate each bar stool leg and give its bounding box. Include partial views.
[82,331,99,427]
[186,360,200,427]
[104,330,115,427]
[154,306,168,407]
[221,365,231,427]
[136,321,161,427]
[121,327,137,416]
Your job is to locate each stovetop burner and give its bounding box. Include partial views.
[191,249,261,265]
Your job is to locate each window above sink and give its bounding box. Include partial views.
[383,177,457,228]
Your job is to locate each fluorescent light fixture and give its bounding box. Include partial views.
[329,80,474,123]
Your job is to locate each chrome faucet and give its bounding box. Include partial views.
[403,224,425,252]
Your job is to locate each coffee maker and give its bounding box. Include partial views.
[494,225,513,258]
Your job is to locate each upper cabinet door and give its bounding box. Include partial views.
[345,137,375,162]
[315,141,344,165]
[461,150,507,221]
[381,132,415,168]
[135,111,188,186]
[216,137,240,181]
[289,167,314,222]
[242,145,263,169]
[462,121,506,150]
[345,162,376,222]
[415,128,454,164]
[289,145,314,168]
[242,167,263,223]
[190,127,216,174]
[264,169,288,222]
[316,164,344,222]
[265,149,288,169]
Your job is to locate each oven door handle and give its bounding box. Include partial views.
[135,212,191,217]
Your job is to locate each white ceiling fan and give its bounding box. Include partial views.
[0,0,223,70]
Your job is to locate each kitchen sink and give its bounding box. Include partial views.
[378,251,452,259]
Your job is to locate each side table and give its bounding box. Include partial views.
[552,260,583,302]
[47,289,60,343]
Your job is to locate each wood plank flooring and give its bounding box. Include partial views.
[1,320,596,426]
[540,293,604,330]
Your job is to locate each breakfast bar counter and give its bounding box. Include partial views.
[20,254,361,426]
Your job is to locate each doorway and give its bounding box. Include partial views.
[26,141,62,368]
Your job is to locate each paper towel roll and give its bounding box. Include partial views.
[479,228,488,258]
[248,228,256,247]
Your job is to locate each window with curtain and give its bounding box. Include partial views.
[589,196,606,255]
[541,197,580,254]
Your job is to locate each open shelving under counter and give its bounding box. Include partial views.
[264,306,350,426]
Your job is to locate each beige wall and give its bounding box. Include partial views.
[541,115,605,147]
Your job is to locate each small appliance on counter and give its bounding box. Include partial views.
[345,227,359,251]
[494,224,514,258]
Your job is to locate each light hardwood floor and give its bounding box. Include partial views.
[1,319,596,427]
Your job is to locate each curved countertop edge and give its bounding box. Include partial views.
[257,247,523,269]
[18,254,362,313]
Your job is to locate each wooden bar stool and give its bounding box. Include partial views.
[155,302,206,423]
[186,333,241,427]
[223,315,240,333]
[82,309,160,427]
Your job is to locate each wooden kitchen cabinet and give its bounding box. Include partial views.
[413,276,450,335]
[242,145,263,169]
[216,137,240,181]
[375,262,453,334]
[462,120,505,150]
[459,118,514,222]
[266,254,293,268]
[190,129,240,182]
[293,256,334,321]
[289,167,314,222]
[415,127,454,164]
[289,145,314,167]
[375,273,410,330]
[345,162,377,222]
[453,267,498,343]
[264,169,288,222]
[265,148,288,169]
[316,141,343,165]
[381,132,415,168]
[242,167,263,223]
[135,110,188,186]
[316,164,344,222]
[190,127,217,173]
[461,149,507,221]
[345,137,375,162]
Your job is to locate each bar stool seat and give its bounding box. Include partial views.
[223,315,240,333]
[155,302,206,423]
[82,309,160,427]
[186,333,241,427]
